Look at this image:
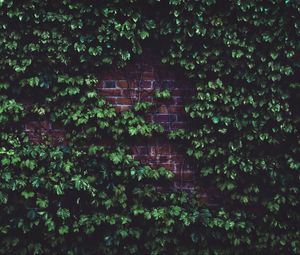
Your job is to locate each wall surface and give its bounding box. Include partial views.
[24,54,196,190]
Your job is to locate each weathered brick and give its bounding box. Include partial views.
[168,106,185,113]
[115,105,131,112]
[155,144,170,155]
[118,80,129,88]
[117,97,132,105]
[142,71,155,80]
[142,96,153,103]
[132,146,149,155]
[141,80,153,89]
[158,105,168,113]
[98,89,122,97]
[122,90,137,98]
[137,90,154,98]
[154,80,176,89]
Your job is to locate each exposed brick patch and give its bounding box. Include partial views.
[96,54,195,190]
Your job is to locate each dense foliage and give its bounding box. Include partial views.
[1,0,300,254]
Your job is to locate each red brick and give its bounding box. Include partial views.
[142,71,155,80]
[118,80,129,88]
[121,88,153,97]
[125,80,153,89]
[133,146,150,155]
[123,80,139,88]
[155,144,170,155]
[114,105,131,112]
[141,90,154,97]
[97,79,116,88]
[141,96,153,103]
[168,106,185,113]
[117,97,132,105]
[141,80,153,89]
[98,89,122,97]
[122,90,137,98]
[157,105,168,114]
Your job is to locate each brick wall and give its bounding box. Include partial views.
[97,56,195,190]
[24,54,196,190]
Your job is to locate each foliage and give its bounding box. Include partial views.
[166,0,300,254]
[0,134,212,255]
[154,89,171,99]
[1,0,300,254]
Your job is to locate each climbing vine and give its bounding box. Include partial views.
[0,0,300,254]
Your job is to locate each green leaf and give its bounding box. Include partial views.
[58,225,69,235]
[21,191,35,199]
[212,116,219,124]
[140,30,149,40]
